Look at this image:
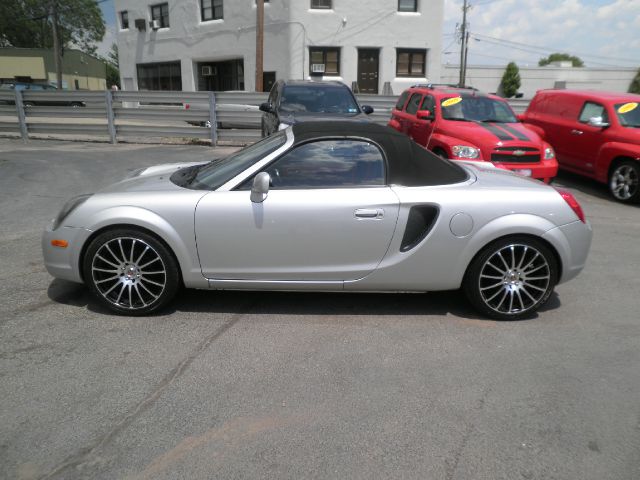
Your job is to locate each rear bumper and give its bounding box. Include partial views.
[542,220,593,284]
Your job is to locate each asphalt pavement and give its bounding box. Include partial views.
[0,137,639,480]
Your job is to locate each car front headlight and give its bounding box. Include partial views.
[52,194,92,230]
[544,146,555,160]
[278,122,291,131]
[452,145,480,159]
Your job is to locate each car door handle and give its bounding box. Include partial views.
[571,129,584,135]
[355,208,384,219]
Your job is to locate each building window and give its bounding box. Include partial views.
[120,11,129,29]
[396,48,426,77]
[309,47,340,75]
[137,62,182,91]
[398,0,418,12]
[150,3,170,28]
[311,0,332,9]
[202,0,223,21]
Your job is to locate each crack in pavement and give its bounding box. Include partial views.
[39,304,254,480]
[445,386,491,480]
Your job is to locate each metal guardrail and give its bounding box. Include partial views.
[0,90,532,145]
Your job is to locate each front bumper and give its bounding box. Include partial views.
[491,160,558,182]
[42,223,92,284]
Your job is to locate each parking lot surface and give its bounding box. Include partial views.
[1,138,639,480]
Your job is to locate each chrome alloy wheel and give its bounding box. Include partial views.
[91,237,167,310]
[478,243,551,315]
[610,164,639,201]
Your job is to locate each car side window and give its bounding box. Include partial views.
[578,102,608,124]
[263,139,385,189]
[405,93,423,115]
[395,91,409,110]
[420,95,435,112]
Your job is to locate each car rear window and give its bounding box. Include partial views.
[614,101,640,128]
[395,91,409,110]
[280,85,359,114]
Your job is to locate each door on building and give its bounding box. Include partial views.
[357,49,379,94]
[197,59,245,91]
[263,72,276,93]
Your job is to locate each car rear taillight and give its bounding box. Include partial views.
[555,188,586,223]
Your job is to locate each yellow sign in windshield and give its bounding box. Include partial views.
[442,97,463,107]
[617,102,638,114]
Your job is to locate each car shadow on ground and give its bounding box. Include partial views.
[47,279,561,322]
[553,170,613,202]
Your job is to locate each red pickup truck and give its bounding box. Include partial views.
[521,89,640,203]
[388,84,558,183]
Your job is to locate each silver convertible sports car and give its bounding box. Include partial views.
[42,122,592,320]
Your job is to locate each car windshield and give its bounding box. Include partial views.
[179,131,287,190]
[614,102,640,127]
[440,96,517,123]
[279,86,360,114]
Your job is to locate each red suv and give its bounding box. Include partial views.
[388,85,558,183]
[521,89,640,203]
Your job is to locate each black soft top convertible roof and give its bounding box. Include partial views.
[291,121,468,186]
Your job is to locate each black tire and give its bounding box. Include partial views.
[82,229,180,315]
[463,236,558,320]
[23,101,35,107]
[70,102,83,108]
[609,160,640,204]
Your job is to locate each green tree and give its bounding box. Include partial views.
[101,43,120,89]
[499,62,521,98]
[629,68,640,94]
[0,0,105,52]
[538,53,584,67]
[0,0,105,87]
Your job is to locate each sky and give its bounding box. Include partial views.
[443,0,640,68]
[98,0,640,69]
[97,0,116,57]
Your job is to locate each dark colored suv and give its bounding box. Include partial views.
[259,80,373,137]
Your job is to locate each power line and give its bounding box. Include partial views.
[471,32,640,65]
[471,34,638,68]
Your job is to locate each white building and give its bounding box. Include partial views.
[114,0,444,94]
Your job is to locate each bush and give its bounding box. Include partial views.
[500,62,521,98]
[629,68,640,94]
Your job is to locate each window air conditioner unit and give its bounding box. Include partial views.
[311,64,325,73]
[202,66,216,76]
[150,19,160,30]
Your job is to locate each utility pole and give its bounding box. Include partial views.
[50,1,63,89]
[462,30,470,87]
[458,0,470,87]
[255,0,264,92]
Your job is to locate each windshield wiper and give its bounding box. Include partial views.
[174,165,202,187]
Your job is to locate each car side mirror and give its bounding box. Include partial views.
[417,110,434,121]
[250,172,271,203]
[587,116,610,128]
[361,105,374,115]
[259,102,273,114]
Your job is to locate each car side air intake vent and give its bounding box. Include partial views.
[400,205,440,252]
